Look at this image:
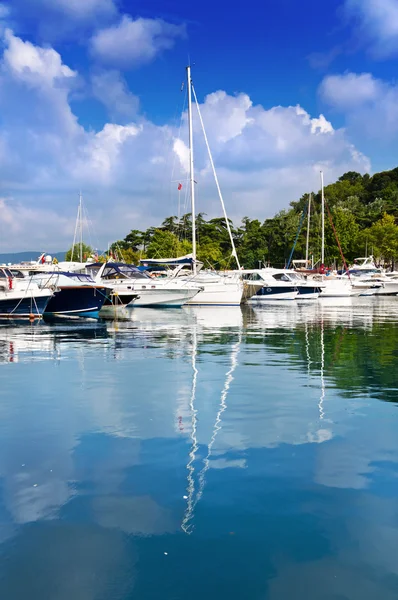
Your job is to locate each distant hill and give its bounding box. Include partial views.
[0,251,66,265]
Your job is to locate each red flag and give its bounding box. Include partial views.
[177,183,182,191]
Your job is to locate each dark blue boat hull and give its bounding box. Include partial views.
[0,294,50,317]
[44,286,108,318]
[297,286,322,296]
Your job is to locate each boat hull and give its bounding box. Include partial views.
[247,285,298,302]
[186,282,242,306]
[44,286,109,318]
[373,282,398,295]
[0,291,51,318]
[296,286,321,300]
[130,287,200,307]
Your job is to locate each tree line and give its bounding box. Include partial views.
[68,167,398,269]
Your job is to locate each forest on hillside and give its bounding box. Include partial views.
[69,168,398,269]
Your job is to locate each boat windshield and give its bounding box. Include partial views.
[242,272,264,281]
[63,272,96,283]
[9,269,25,279]
[284,272,302,281]
[272,273,292,282]
[101,264,150,280]
[0,268,13,278]
[349,268,381,276]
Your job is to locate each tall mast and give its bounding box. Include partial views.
[320,171,325,266]
[191,83,241,270]
[305,192,311,266]
[186,66,197,275]
[79,191,83,263]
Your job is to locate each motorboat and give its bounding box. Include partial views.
[0,267,52,319]
[23,271,110,318]
[86,262,202,308]
[240,269,299,302]
[335,257,398,296]
[273,269,322,300]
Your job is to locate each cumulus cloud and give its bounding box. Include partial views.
[92,70,140,121]
[90,16,186,68]
[344,0,398,58]
[320,71,398,139]
[3,29,76,86]
[0,32,370,251]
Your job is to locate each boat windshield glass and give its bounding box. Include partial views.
[101,264,150,280]
[242,273,264,281]
[9,269,25,279]
[349,268,381,276]
[272,273,291,282]
[0,268,13,278]
[285,272,302,281]
[66,273,96,283]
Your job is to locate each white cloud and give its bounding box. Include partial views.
[90,16,186,68]
[320,72,380,110]
[92,70,139,121]
[320,71,398,140]
[3,29,76,86]
[345,0,398,58]
[0,32,370,251]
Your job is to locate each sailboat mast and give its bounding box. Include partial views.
[320,171,325,266]
[186,66,197,275]
[79,191,83,263]
[305,193,311,266]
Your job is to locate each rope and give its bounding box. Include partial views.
[191,83,241,270]
[324,200,350,277]
[286,202,308,269]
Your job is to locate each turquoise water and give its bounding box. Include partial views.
[0,299,398,599]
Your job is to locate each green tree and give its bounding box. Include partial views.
[146,230,186,259]
[66,242,93,262]
[361,213,398,266]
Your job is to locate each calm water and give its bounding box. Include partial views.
[0,299,398,600]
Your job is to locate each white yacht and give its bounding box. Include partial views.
[240,268,322,302]
[0,267,53,318]
[340,257,398,296]
[241,269,298,301]
[145,65,243,307]
[140,257,243,306]
[86,262,202,308]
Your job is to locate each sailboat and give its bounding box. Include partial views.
[9,194,112,318]
[312,172,363,298]
[143,66,243,306]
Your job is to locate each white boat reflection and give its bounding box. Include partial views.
[0,324,57,363]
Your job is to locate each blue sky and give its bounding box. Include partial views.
[0,0,398,250]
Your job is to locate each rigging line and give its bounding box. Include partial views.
[170,84,188,220]
[286,201,308,269]
[82,203,99,255]
[193,331,242,509]
[71,196,80,263]
[191,83,241,269]
[181,328,199,535]
[325,200,350,276]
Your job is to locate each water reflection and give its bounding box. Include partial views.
[0,300,397,599]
